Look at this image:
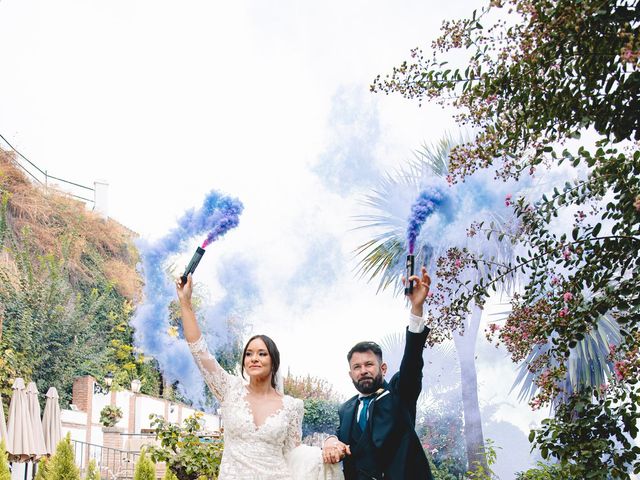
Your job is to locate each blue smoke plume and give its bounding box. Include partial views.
[132,190,243,406]
[406,183,453,254]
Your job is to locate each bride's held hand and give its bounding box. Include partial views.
[322,438,350,464]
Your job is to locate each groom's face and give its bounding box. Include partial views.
[348,351,387,395]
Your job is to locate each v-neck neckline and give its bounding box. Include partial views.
[242,386,286,430]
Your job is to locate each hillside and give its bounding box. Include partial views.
[0,149,160,407]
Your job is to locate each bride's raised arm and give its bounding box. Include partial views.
[176,274,232,401]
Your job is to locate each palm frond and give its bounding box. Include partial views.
[512,314,620,406]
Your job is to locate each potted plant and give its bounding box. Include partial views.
[99,405,123,429]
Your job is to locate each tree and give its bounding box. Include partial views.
[49,434,80,480]
[35,457,51,480]
[133,450,156,480]
[372,0,639,476]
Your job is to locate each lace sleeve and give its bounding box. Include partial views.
[283,397,304,455]
[187,336,232,401]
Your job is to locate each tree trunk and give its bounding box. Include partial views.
[454,304,487,473]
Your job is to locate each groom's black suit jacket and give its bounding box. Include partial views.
[337,327,433,480]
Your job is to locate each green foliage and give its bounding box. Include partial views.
[162,467,178,480]
[530,385,640,479]
[283,372,341,438]
[515,461,572,480]
[85,459,99,480]
[430,458,463,480]
[99,405,123,428]
[133,450,156,480]
[49,434,80,480]
[301,398,339,438]
[464,440,498,480]
[35,457,51,480]
[0,441,11,480]
[147,413,223,480]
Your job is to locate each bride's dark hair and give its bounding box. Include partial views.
[241,334,281,389]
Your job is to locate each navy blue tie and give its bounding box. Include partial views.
[358,397,372,430]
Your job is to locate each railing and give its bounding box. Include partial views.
[71,440,139,480]
[0,133,95,204]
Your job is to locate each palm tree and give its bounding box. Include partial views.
[355,134,519,472]
[511,314,620,407]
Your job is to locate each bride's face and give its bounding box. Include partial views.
[244,338,273,381]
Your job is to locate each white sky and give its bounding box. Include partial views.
[0,2,548,475]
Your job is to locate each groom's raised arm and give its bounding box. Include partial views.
[396,267,431,404]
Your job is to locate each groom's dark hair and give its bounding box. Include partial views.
[347,341,383,365]
[242,334,281,389]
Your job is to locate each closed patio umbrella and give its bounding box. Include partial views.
[41,388,61,456]
[0,393,7,443]
[25,382,47,460]
[6,378,34,462]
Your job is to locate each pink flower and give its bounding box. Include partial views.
[634,195,640,212]
[562,248,572,260]
[563,292,573,302]
[505,193,512,207]
[558,307,569,318]
[550,276,560,286]
[454,258,462,268]
[614,361,626,381]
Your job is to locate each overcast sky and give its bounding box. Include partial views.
[0,2,548,475]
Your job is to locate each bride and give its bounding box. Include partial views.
[176,274,343,480]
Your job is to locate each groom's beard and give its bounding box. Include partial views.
[353,371,384,395]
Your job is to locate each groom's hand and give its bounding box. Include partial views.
[322,437,350,464]
[403,266,431,317]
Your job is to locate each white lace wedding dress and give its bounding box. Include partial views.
[188,336,344,480]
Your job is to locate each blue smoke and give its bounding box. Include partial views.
[407,183,453,254]
[132,190,243,407]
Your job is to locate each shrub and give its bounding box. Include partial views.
[147,413,223,480]
[49,434,80,480]
[35,456,51,480]
[133,450,155,480]
[85,459,100,480]
[0,441,10,480]
[99,405,123,428]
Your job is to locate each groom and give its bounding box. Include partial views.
[323,266,434,479]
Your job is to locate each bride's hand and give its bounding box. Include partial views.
[176,273,193,305]
[322,438,350,464]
